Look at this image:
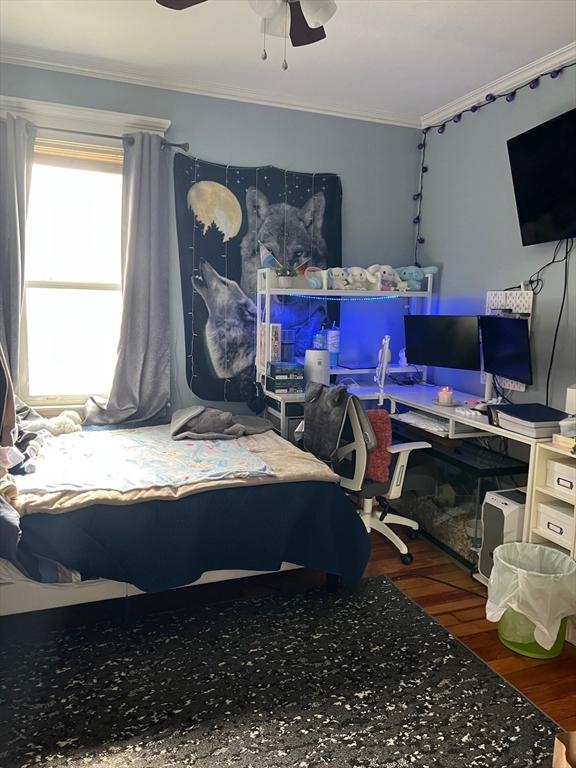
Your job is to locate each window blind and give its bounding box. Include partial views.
[33,138,124,172]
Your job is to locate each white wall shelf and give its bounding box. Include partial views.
[256,268,433,378]
[256,268,434,439]
[257,287,430,299]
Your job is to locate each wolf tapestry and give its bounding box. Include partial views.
[174,153,342,402]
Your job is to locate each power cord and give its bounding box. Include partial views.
[545,238,573,405]
[503,237,571,294]
[391,573,487,599]
[492,376,512,404]
[502,236,574,407]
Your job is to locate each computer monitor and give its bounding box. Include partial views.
[479,316,533,385]
[404,315,481,371]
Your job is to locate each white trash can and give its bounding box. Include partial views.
[486,543,576,658]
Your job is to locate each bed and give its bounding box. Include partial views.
[0,426,370,615]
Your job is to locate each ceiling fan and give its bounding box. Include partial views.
[156,0,337,66]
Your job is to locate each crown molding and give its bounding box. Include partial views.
[0,47,421,129]
[0,94,171,138]
[2,43,573,132]
[420,43,576,128]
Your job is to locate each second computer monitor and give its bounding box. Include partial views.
[404,315,481,371]
[479,315,533,385]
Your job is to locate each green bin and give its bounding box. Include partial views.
[497,608,567,659]
[487,543,576,660]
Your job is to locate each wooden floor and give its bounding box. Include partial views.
[364,530,576,732]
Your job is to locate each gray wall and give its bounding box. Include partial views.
[0,63,420,410]
[421,69,576,408]
[2,63,574,410]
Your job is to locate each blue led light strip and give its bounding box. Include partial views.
[287,293,401,301]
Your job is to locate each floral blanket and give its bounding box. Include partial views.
[15,426,273,496]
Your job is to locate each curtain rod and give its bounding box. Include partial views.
[36,124,189,152]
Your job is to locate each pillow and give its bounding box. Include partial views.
[365,409,392,483]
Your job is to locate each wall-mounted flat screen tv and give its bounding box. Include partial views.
[507,108,576,246]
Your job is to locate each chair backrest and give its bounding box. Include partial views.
[334,396,378,492]
[303,387,393,493]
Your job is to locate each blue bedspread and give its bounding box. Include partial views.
[18,482,370,591]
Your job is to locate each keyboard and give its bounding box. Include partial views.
[393,411,449,435]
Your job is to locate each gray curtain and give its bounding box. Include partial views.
[85,133,171,425]
[0,114,37,383]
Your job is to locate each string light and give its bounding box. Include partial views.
[286,293,404,301]
[411,60,575,266]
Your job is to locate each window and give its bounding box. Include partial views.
[21,139,123,405]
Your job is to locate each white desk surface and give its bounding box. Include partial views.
[348,383,548,447]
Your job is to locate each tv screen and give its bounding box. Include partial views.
[479,316,533,385]
[404,315,481,371]
[507,108,576,246]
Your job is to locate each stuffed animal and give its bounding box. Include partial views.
[347,267,377,290]
[327,267,349,290]
[367,264,385,288]
[304,267,327,289]
[395,265,438,291]
[367,264,405,291]
[26,410,82,436]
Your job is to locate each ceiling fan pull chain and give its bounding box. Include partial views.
[261,18,268,60]
[282,0,288,70]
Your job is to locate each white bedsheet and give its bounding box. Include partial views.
[15,426,273,494]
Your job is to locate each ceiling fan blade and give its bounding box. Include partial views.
[156,0,208,9]
[289,1,326,46]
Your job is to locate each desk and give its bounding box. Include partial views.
[266,382,547,545]
[348,384,547,546]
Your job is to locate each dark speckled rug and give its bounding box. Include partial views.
[0,577,558,768]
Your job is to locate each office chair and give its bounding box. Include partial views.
[332,395,430,564]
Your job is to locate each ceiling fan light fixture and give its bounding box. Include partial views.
[299,0,336,29]
[248,0,284,19]
[259,5,288,38]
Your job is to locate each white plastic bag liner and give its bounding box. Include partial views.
[486,543,576,650]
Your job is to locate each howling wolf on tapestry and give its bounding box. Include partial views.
[174,154,342,402]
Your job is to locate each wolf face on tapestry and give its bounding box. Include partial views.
[174,153,342,402]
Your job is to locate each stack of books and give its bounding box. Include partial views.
[265,362,305,394]
[493,403,568,438]
[552,433,576,452]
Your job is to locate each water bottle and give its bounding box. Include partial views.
[325,322,340,367]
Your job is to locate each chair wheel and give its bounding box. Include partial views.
[400,552,413,565]
[408,529,419,540]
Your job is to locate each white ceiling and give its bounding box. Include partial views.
[1,0,575,126]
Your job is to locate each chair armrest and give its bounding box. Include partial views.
[385,441,431,501]
[388,441,431,454]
